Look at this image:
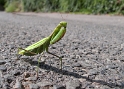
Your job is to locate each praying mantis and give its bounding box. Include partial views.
[18,21,67,70]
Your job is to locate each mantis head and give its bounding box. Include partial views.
[59,21,67,28]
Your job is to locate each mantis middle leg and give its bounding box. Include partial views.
[46,50,62,70]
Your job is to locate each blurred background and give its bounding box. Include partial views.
[0,0,124,15]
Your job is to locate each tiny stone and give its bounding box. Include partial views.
[78,78,86,83]
[53,85,66,89]
[0,56,3,60]
[120,56,124,62]
[13,70,21,76]
[37,81,53,87]
[23,72,31,78]
[106,64,118,69]
[0,70,3,77]
[29,84,39,89]
[0,65,7,71]
[66,79,81,89]
[13,79,22,89]
[116,80,124,87]
[70,54,76,59]
[11,57,18,60]
[72,63,82,67]
[25,77,37,81]
[2,83,10,89]
[23,82,31,88]
[100,85,114,89]
[0,60,6,65]
[79,61,92,68]
[21,56,29,59]
[88,69,99,75]
[42,85,52,89]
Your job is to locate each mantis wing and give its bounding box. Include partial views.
[19,37,49,56]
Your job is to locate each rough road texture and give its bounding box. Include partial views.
[0,12,124,89]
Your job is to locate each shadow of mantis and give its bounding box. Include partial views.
[26,60,123,89]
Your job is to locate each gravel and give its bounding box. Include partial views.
[0,12,124,89]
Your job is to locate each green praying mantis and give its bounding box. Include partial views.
[17,21,67,70]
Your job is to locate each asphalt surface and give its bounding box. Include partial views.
[0,12,124,89]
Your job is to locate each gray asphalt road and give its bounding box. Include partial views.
[0,12,124,89]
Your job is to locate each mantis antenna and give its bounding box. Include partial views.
[59,12,68,21]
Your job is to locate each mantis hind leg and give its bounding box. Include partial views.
[36,52,44,76]
[46,51,62,70]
